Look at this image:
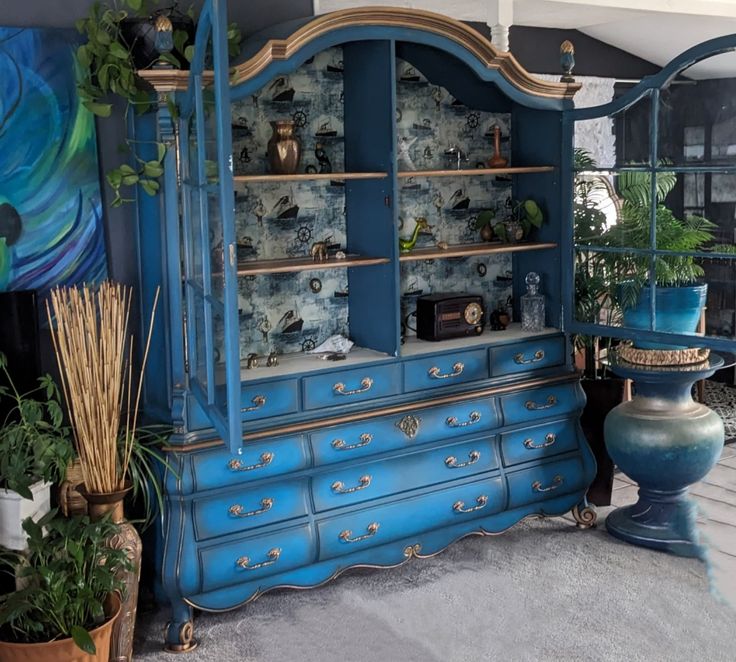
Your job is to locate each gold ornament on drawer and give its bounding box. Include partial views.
[241,395,266,412]
[514,349,545,364]
[331,433,373,450]
[228,498,274,518]
[532,475,563,492]
[453,495,489,513]
[428,362,464,379]
[446,411,481,427]
[331,474,372,494]
[445,450,480,468]
[227,451,274,472]
[236,547,281,570]
[396,414,421,439]
[333,377,373,395]
[523,432,556,449]
[339,522,379,543]
[525,394,557,410]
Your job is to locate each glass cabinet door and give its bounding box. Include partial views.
[180,0,240,451]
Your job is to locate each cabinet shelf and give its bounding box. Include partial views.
[233,172,388,184]
[237,254,390,276]
[399,241,557,262]
[397,166,554,178]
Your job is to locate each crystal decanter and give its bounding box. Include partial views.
[521,272,545,332]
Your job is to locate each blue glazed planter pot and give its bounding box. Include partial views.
[622,283,707,350]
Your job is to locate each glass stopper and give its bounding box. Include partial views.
[525,272,540,295]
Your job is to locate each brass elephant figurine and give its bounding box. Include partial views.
[310,241,329,262]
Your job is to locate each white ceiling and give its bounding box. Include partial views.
[316,0,736,79]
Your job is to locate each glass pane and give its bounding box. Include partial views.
[700,256,736,339]
[659,55,736,167]
[574,91,651,169]
[573,171,623,246]
[188,114,200,185]
[208,191,225,301]
[193,293,208,388]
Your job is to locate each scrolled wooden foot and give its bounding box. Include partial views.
[164,602,198,653]
[572,501,597,529]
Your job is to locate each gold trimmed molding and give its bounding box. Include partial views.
[231,7,580,100]
[137,69,214,93]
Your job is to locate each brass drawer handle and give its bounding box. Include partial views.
[523,433,556,449]
[445,451,480,468]
[428,362,464,379]
[333,377,373,396]
[339,522,379,543]
[235,547,281,570]
[532,475,564,493]
[396,414,421,439]
[228,498,274,518]
[525,395,557,410]
[331,474,372,494]
[227,452,274,472]
[514,349,545,364]
[241,395,266,412]
[446,411,481,428]
[453,495,488,513]
[331,433,373,451]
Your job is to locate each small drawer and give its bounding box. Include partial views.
[199,524,315,592]
[310,397,499,466]
[506,457,586,510]
[193,480,309,540]
[404,349,488,393]
[500,419,579,467]
[500,382,582,426]
[241,379,299,421]
[311,436,498,512]
[302,364,401,410]
[490,337,565,377]
[317,476,506,560]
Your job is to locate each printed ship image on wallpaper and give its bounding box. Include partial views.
[0,28,106,293]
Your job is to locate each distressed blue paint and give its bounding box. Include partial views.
[404,348,488,392]
[302,362,402,410]
[500,418,578,467]
[500,381,584,426]
[489,336,565,377]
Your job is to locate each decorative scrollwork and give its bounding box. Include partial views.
[396,414,421,439]
[572,503,597,529]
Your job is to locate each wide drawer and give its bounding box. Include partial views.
[404,349,488,393]
[310,397,499,465]
[311,436,498,512]
[241,379,299,421]
[317,476,506,560]
[506,457,586,510]
[302,363,401,410]
[193,479,309,540]
[500,382,582,426]
[192,435,309,492]
[199,524,315,593]
[490,336,566,377]
[500,419,579,467]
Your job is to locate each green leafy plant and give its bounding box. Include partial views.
[0,354,73,499]
[0,511,131,654]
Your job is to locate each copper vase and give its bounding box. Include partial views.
[267,120,301,174]
[488,125,508,168]
[81,485,141,662]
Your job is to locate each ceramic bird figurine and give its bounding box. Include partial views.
[399,217,431,253]
[560,40,575,83]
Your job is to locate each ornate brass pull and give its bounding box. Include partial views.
[235,547,281,570]
[396,414,421,439]
[227,452,274,472]
[525,395,557,410]
[453,495,489,513]
[446,411,481,428]
[228,498,273,518]
[445,451,480,468]
[339,522,379,543]
[532,475,564,492]
[333,377,373,396]
[514,349,545,365]
[331,475,372,494]
[331,433,373,451]
[523,433,557,449]
[428,362,464,379]
[241,395,266,412]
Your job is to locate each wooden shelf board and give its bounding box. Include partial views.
[234,172,388,183]
[237,254,390,276]
[397,166,554,178]
[399,241,558,262]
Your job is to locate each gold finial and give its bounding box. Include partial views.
[560,40,575,55]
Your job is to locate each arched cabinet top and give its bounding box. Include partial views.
[231,7,579,108]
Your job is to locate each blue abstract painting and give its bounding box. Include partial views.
[0,27,106,294]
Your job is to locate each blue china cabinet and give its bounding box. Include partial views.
[134,2,599,651]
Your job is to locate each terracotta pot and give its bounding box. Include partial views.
[0,593,120,662]
[267,120,301,174]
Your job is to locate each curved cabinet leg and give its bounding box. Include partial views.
[571,499,597,529]
[164,600,198,653]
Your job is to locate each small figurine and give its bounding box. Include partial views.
[266,351,279,367]
[399,217,432,253]
[315,143,332,173]
[488,126,508,168]
[335,251,346,260]
[310,240,329,262]
[436,240,449,250]
[246,353,259,369]
[560,40,575,83]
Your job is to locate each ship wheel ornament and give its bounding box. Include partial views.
[465,112,480,129]
[301,336,317,352]
[292,109,308,128]
[296,226,312,243]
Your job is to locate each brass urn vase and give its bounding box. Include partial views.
[267,120,301,174]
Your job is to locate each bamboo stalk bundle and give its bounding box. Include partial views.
[46,282,159,495]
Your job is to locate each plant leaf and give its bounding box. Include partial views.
[83,101,112,117]
[71,626,96,655]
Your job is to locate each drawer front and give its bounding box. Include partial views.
[241,379,299,421]
[501,382,581,426]
[490,336,565,377]
[506,457,586,510]
[200,524,315,592]
[500,419,579,467]
[310,398,498,466]
[317,476,506,560]
[192,435,309,492]
[193,480,309,540]
[404,349,488,392]
[311,436,498,512]
[302,363,401,410]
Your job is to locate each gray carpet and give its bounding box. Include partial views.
[134,511,736,662]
